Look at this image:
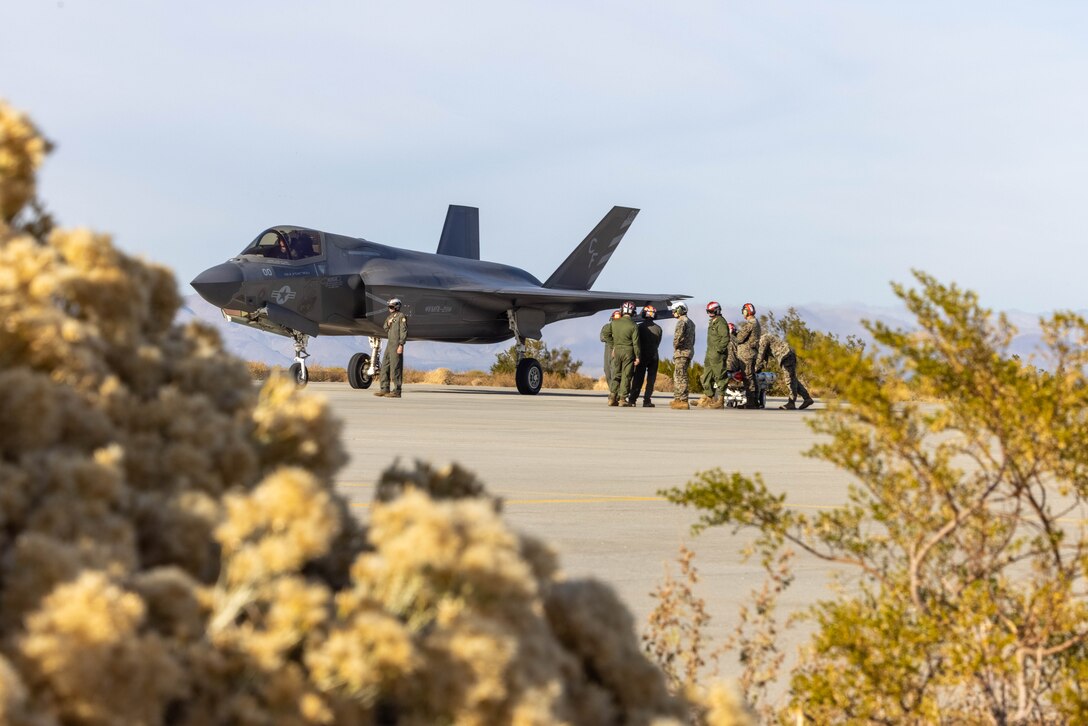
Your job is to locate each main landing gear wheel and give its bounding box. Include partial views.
[288,362,309,387]
[347,353,373,389]
[516,358,543,396]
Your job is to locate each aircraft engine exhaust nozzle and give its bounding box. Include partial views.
[191,262,243,308]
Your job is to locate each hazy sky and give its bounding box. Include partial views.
[4,1,1087,313]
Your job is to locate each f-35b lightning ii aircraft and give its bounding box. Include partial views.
[190,205,688,395]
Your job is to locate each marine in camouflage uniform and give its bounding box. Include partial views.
[757,332,813,410]
[377,299,408,397]
[735,304,761,408]
[700,312,730,408]
[608,306,641,407]
[671,306,695,409]
[724,323,741,375]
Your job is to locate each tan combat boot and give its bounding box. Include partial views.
[695,396,710,408]
[708,396,725,409]
[669,399,689,410]
[607,394,618,406]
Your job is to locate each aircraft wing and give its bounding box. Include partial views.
[446,285,689,317]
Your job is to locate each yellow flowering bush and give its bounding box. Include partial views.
[0,99,750,725]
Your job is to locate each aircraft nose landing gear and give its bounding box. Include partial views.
[288,331,310,386]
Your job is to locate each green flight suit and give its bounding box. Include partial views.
[701,316,730,398]
[600,322,614,381]
[380,311,407,394]
[608,315,641,401]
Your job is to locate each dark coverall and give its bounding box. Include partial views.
[379,311,407,394]
[628,320,662,405]
[608,315,641,401]
[700,316,730,399]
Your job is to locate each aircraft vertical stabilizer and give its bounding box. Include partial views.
[543,206,639,290]
[436,205,480,260]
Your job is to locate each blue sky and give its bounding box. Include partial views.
[4,1,1087,312]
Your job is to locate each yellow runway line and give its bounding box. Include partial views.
[505,496,666,505]
[348,495,665,509]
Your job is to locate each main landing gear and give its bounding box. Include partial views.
[287,331,310,387]
[507,310,543,396]
[348,337,381,390]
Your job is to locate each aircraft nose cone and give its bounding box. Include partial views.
[191,263,243,308]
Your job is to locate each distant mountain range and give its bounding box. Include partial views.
[178,295,1064,377]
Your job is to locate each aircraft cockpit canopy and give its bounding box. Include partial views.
[241,227,323,260]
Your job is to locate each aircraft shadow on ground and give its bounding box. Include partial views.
[417,387,599,399]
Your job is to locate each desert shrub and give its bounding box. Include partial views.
[248,360,271,379]
[491,339,583,377]
[659,359,704,394]
[758,307,864,398]
[401,368,596,391]
[664,271,1088,723]
[249,363,346,382]
[0,100,51,233]
[0,97,745,726]
[305,364,347,383]
[541,371,595,390]
[422,367,453,384]
[643,547,757,726]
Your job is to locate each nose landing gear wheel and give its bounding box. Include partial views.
[347,353,373,389]
[516,358,543,395]
[288,362,309,387]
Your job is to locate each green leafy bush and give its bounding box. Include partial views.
[664,272,1088,723]
[491,339,583,377]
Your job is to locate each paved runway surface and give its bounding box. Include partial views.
[321,382,849,679]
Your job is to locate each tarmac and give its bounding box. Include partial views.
[322,382,849,682]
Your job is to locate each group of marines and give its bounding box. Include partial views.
[601,300,813,411]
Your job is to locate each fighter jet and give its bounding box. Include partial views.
[190,205,688,395]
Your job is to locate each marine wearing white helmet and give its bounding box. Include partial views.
[671,301,696,409]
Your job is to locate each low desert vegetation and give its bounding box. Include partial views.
[249,361,348,382]
[1,97,756,725]
[247,358,601,390]
[659,358,704,394]
[491,339,584,378]
[405,367,599,390]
